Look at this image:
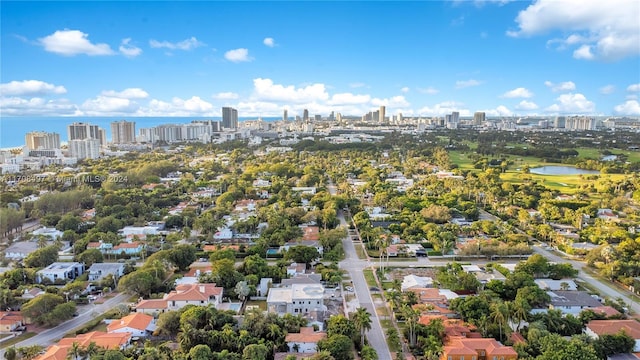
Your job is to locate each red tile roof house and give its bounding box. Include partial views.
[107,312,155,338]
[0,311,24,332]
[35,332,132,360]
[135,283,223,315]
[285,327,327,353]
[441,338,518,360]
[585,320,640,351]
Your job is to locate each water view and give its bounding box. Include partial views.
[530,166,600,175]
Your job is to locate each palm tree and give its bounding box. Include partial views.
[84,341,100,359]
[351,307,372,347]
[511,298,530,332]
[402,305,420,347]
[68,342,82,360]
[489,301,509,341]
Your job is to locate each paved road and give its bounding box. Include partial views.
[329,183,393,359]
[0,292,130,356]
[338,211,393,360]
[479,209,639,314]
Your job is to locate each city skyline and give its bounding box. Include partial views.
[1,1,640,118]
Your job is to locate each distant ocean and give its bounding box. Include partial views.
[0,116,281,148]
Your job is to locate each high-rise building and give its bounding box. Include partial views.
[303,109,309,121]
[397,112,403,123]
[314,114,321,121]
[451,111,460,123]
[283,109,288,122]
[222,107,238,129]
[25,131,60,150]
[554,116,566,128]
[379,106,386,122]
[69,139,100,159]
[110,120,136,144]
[67,122,106,145]
[473,112,486,125]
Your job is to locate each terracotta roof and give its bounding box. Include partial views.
[58,331,131,350]
[166,283,223,301]
[107,312,153,332]
[135,299,168,310]
[113,242,142,250]
[185,266,212,277]
[589,306,621,317]
[442,338,518,357]
[285,327,327,343]
[510,332,526,344]
[203,244,238,252]
[302,226,320,241]
[34,345,69,360]
[0,312,23,325]
[418,315,476,338]
[587,320,640,338]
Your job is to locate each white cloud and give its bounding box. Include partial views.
[0,97,79,116]
[614,100,640,115]
[213,92,239,100]
[81,96,140,115]
[0,80,67,96]
[224,48,252,62]
[149,37,204,51]
[119,38,142,58]
[544,80,576,92]
[508,0,640,61]
[263,37,276,47]
[573,45,594,60]
[546,93,595,113]
[371,96,410,108]
[400,87,410,93]
[501,87,533,98]
[478,105,514,117]
[417,101,470,116]
[600,85,615,95]
[252,78,329,103]
[515,100,539,110]
[327,93,371,105]
[613,100,640,116]
[455,79,482,89]
[627,83,640,92]
[418,87,439,95]
[39,29,115,56]
[101,88,149,99]
[144,96,214,116]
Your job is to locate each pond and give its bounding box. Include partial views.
[530,166,600,175]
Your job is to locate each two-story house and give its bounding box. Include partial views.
[441,338,518,360]
[267,284,326,316]
[88,263,125,282]
[36,262,85,284]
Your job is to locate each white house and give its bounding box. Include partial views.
[135,283,224,314]
[401,274,434,291]
[543,291,602,315]
[36,262,85,284]
[88,263,125,282]
[285,327,327,353]
[107,312,155,338]
[534,279,578,291]
[31,227,63,240]
[585,320,640,351]
[4,241,39,260]
[267,284,326,316]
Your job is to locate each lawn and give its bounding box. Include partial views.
[0,332,36,349]
[245,300,266,311]
[363,269,378,287]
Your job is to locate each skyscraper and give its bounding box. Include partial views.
[303,109,309,121]
[110,120,136,144]
[67,122,105,145]
[283,109,288,122]
[473,112,486,125]
[222,107,238,129]
[451,111,460,123]
[25,131,60,150]
[379,106,386,122]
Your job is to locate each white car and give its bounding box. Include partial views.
[345,286,354,292]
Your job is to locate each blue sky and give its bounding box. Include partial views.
[1,0,639,118]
